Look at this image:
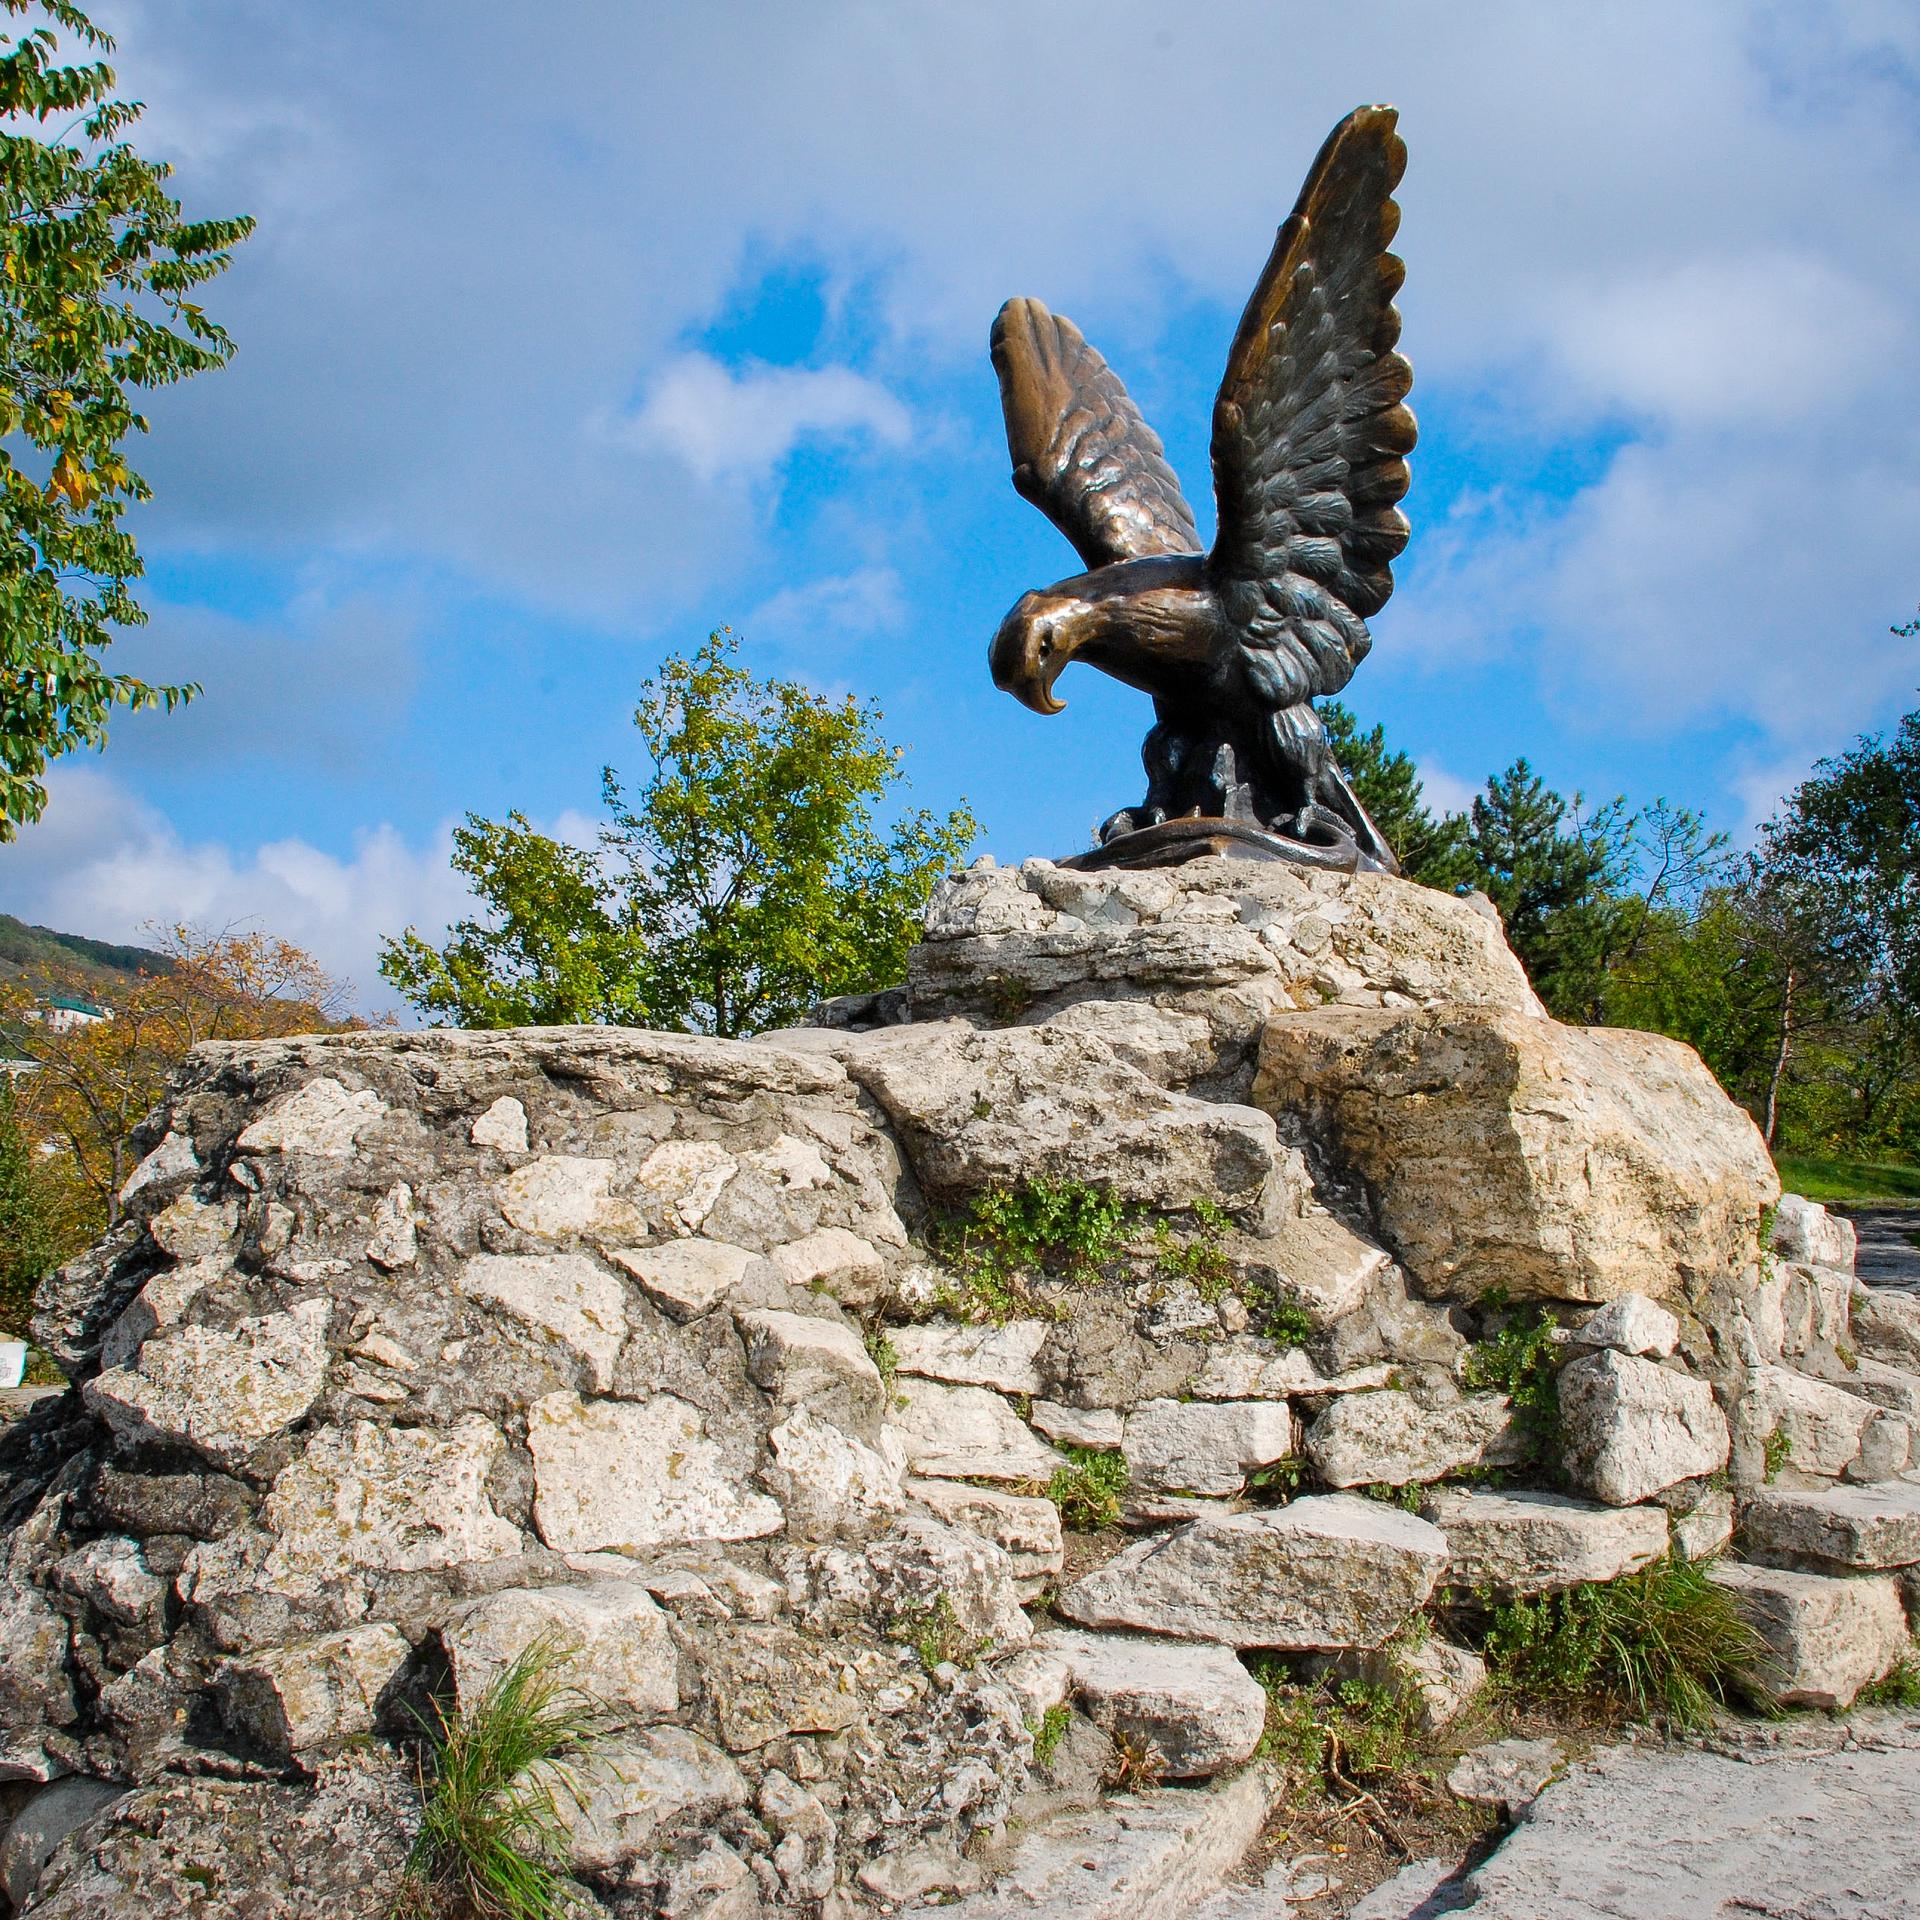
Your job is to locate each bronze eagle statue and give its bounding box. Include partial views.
[988,105,1415,874]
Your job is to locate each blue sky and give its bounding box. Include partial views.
[3,1,1917,1009]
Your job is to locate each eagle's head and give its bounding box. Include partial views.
[989,587,1090,715]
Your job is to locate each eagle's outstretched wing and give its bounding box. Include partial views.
[1208,105,1417,707]
[992,296,1202,571]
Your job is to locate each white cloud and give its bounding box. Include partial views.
[745,567,906,649]
[621,355,910,485]
[0,768,471,1016]
[1416,760,1480,818]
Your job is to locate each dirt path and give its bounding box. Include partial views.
[1836,1205,1920,1291]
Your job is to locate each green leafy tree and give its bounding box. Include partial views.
[0,1079,79,1333]
[382,631,978,1036]
[0,0,252,837]
[1320,700,1475,890]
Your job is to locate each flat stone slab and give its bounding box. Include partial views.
[910,1767,1275,1920]
[1036,1629,1267,1778]
[1709,1561,1911,1709]
[1739,1477,1920,1572]
[1453,1716,1920,1919]
[1425,1487,1669,1594]
[886,1377,1067,1483]
[1122,1399,1297,1497]
[1304,1389,1512,1488]
[1446,1736,1563,1811]
[1058,1496,1446,1650]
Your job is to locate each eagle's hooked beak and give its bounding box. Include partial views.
[989,591,1076,715]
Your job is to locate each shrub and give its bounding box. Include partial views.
[1463,1288,1561,1465]
[393,1636,598,1920]
[1151,1198,1235,1300]
[930,1178,1134,1321]
[1246,1659,1423,1787]
[891,1592,991,1671]
[1027,1702,1071,1766]
[1857,1653,1920,1708]
[1240,1276,1316,1347]
[1477,1555,1766,1728]
[1763,1425,1794,1482]
[1045,1446,1130,1531]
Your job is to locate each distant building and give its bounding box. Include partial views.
[32,994,111,1034]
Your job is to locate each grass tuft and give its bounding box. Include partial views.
[392,1635,598,1920]
[1045,1445,1130,1531]
[1474,1555,1767,1728]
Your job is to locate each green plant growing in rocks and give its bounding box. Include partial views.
[892,1592,992,1672]
[1027,1703,1072,1766]
[393,1636,598,1920]
[1360,1481,1426,1513]
[863,1326,899,1393]
[1150,1197,1236,1300]
[1103,1728,1166,1791]
[1476,1555,1766,1728]
[1857,1653,1920,1709]
[1463,1287,1562,1466]
[1246,1660,1424,1789]
[1239,1275,1316,1347]
[1045,1445,1130,1531]
[1762,1425,1794,1482]
[1245,1455,1306,1504]
[930,1178,1136,1320]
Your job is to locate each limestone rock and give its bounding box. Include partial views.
[456,1252,627,1389]
[697,1625,867,1751]
[1029,1400,1124,1450]
[85,1298,332,1472]
[1342,1633,1486,1735]
[834,1022,1280,1213]
[1734,1365,1884,1481]
[909,858,1541,1029]
[1852,1287,1920,1369]
[362,1183,417,1272]
[443,1580,677,1720]
[1189,1344,1392,1401]
[1058,1498,1446,1650]
[1233,1206,1392,1325]
[236,1077,385,1158]
[1255,1005,1776,1304]
[1559,1350,1730,1504]
[96,1254,226,1371]
[1709,1561,1910,1708]
[1121,1398,1297,1497]
[906,1478,1063,1592]
[767,1226,885,1301]
[1426,1488,1669,1593]
[609,1239,760,1320]
[1036,1628,1267,1778]
[146,1194,235,1261]
[1669,1488,1735,1562]
[526,1392,782,1553]
[0,1778,123,1910]
[892,1320,1048,1395]
[791,1512,1030,1649]
[736,1306,884,1433]
[561,1726,748,1887]
[1032,998,1216,1087]
[630,1139,739,1235]
[495,1154,646,1240]
[887,1378,1066,1483]
[218,1623,410,1755]
[1772,1193,1856,1272]
[1448,1737,1562,1812]
[118,1129,199,1207]
[1576,1293,1680,1359]
[1738,1479,1920,1572]
[764,1407,906,1538]
[257,1416,522,1590]
[1303,1390,1513,1488]
[470,1094,529,1152]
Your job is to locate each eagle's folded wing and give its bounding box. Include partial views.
[992,296,1202,570]
[1208,105,1417,706]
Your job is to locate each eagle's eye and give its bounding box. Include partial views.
[1036,636,1054,661]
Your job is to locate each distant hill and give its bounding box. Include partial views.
[0,914,173,994]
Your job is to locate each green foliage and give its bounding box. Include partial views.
[1245,1455,1305,1503]
[0,910,168,987]
[1045,1445,1130,1531]
[381,631,976,1036]
[0,1,252,837]
[1247,1659,1423,1787]
[930,1178,1134,1320]
[1360,1481,1425,1513]
[864,1327,899,1395]
[1322,701,1476,891]
[1462,1287,1561,1466]
[1856,1653,1920,1709]
[394,1636,598,1920]
[1763,1425,1794,1483]
[0,1078,84,1333]
[1027,1703,1071,1766]
[1150,1197,1234,1300]
[891,1593,989,1672]
[1477,1556,1767,1728]
[1774,1155,1920,1205]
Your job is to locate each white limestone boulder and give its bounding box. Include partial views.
[217,1623,410,1756]
[891,1320,1049,1395]
[1559,1351,1729,1504]
[1709,1561,1910,1709]
[1425,1488,1669,1594]
[1737,1478,1920,1573]
[1122,1399,1298,1497]
[886,1378,1067,1483]
[443,1580,679,1721]
[1304,1390,1514,1488]
[1771,1194,1856,1272]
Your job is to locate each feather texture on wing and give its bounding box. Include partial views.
[1208,104,1417,709]
[991,296,1202,570]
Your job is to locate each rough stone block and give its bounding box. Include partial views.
[1709,1560,1911,1708]
[736,1307,884,1433]
[1559,1350,1729,1504]
[218,1623,410,1754]
[444,1580,678,1720]
[1304,1390,1513,1488]
[560,1726,749,1884]
[907,1478,1062,1591]
[1030,1400,1123,1450]
[887,1378,1066,1483]
[0,1778,124,1910]
[1738,1478,1920,1572]
[1122,1398,1297,1496]
[1037,1628,1266,1777]
[1254,1005,1776,1304]
[235,1077,384,1158]
[891,1320,1048,1395]
[765,1407,905,1538]
[609,1238,761,1320]
[1425,1487,1669,1593]
[527,1391,782,1553]
[1058,1497,1446,1650]
[1734,1365,1881,1481]
[455,1252,627,1388]
[1575,1293,1679,1358]
[1772,1194,1856,1272]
